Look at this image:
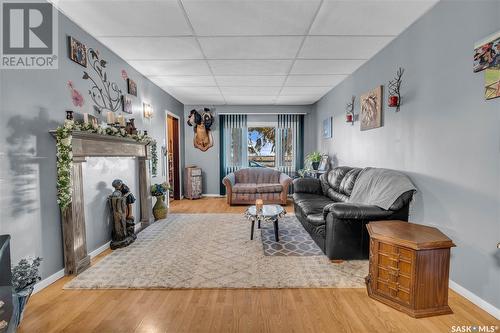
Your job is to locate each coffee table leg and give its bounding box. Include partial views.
[250,219,255,240]
[273,219,279,242]
[258,218,261,229]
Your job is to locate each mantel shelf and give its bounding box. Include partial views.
[49,130,151,145]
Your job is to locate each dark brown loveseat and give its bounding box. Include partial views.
[223,168,292,205]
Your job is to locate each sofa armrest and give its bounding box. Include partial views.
[323,202,393,220]
[279,173,292,186]
[222,173,235,204]
[292,177,322,194]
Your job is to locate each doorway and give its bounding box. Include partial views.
[166,113,181,200]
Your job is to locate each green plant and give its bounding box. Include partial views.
[305,151,322,163]
[151,182,171,196]
[55,120,153,210]
[150,141,158,177]
[12,257,42,292]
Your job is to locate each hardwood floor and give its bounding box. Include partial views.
[19,198,497,333]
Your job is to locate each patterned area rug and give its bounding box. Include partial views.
[65,214,368,289]
[261,217,323,256]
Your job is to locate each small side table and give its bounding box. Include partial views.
[244,205,286,242]
[366,221,455,318]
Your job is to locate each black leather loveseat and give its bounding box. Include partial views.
[293,166,415,260]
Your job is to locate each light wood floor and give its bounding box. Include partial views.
[19,198,498,333]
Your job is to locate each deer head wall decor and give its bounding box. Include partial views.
[187,108,214,152]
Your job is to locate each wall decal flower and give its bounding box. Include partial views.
[121,69,128,80]
[67,80,85,108]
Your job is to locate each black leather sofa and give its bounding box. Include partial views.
[293,167,415,260]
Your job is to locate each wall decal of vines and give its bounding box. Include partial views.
[82,48,122,114]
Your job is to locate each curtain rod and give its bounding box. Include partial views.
[216,112,308,115]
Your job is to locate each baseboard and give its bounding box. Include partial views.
[89,241,110,259]
[202,193,222,197]
[33,268,64,294]
[33,242,110,294]
[449,280,500,319]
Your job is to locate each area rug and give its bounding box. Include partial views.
[260,217,323,256]
[65,214,368,289]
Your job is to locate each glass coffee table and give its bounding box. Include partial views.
[244,204,286,242]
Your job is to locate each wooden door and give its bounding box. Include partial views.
[167,115,181,200]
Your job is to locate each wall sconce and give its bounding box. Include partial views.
[345,96,355,125]
[143,102,153,119]
[388,67,404,111]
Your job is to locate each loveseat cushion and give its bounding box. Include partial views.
[234,168,280,184]
[257,183,282,193]
[232,183,257,194]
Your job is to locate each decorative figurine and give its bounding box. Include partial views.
[109,179,137,249]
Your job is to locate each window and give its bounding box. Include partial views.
[247,127,276,167]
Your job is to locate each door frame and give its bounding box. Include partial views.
[165,111,182,205]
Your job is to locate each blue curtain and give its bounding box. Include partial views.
[219,114,247,194]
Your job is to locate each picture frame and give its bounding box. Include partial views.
[127,78,137,96]
[318,155,329,171]
[485,66,500,100]
[68,36,87,67]
[122,95,133,114]
[360,85,383,131]
[322,116,332,139]
[473,31,500,73]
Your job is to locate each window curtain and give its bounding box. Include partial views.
[276,114,304,177]
[219,114,248,195]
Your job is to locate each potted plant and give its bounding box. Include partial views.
[151,182,171,221]
[12,257,42,327]
[305,151,322,170]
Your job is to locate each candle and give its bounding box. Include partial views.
[117,114,125,127]
[83,112,89,124]
[256,199,263,214]
[106,111,115,125]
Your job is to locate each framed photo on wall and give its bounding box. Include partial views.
[323,116,332,139]
[473,31,500,72]
[122,95,133,113]
[68,36,87,67]
[127,78,137,96]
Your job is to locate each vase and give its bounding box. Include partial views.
[312,161,320,170]
[14,286,34,327]
[153,195,168,221]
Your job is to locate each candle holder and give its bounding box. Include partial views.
[65,110,74,121]
[388,67,404,112]
[345,96,355,125]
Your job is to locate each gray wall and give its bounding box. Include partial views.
[0,11,184,278]
[184,105,315,195]
[314,0,500,308]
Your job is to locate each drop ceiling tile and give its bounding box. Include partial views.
[280,86,332,95]
[215,76,286,87]
[276,95,320,105]
[178,95,226,105]
[182,0,321,35]
[291,60,365,74]
[199,37,302,59]
[167,86,221,96]
[285,75,347,87]
[299,36,394,59]
[57,0,191,36]
[128,60,211,76]
[209,60,293,75]
[150,76,216,87]
[98,37,203,60]
[224,96,276,105]
[220,86,281,96]
[310,1,437,36]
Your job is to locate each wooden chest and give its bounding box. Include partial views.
[366,221,455,318]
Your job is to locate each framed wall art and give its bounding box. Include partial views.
[127,78,137,96]
[322,116,332,139]
[68,36,87,67]
[360,85,383,131]
[122,95,133,113]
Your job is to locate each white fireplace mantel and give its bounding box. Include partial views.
[50,131,153,275]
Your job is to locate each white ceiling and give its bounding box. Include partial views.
[52,0,438,105]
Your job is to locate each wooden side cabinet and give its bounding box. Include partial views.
[365,221,455,318]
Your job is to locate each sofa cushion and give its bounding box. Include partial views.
[325,188,349,203]
[322,167,354,193]
[232,183,257,194]
[293,193,326,204]
[257,183,282,193]
[339,168,362,196]
[234,168,280,184]
[296,196,334,216]
[306,213,325,227]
